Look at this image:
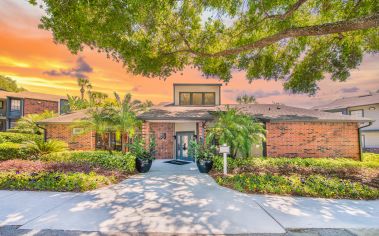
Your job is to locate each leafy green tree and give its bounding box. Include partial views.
[67,94,90,111]
[206,107,265,158]
[236,94,257,104]
[89,91,108,107]
[30,0,379,94]
[0,75,26,92]
[10,110,57,134]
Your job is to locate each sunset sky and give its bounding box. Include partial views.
[1,1,378,108]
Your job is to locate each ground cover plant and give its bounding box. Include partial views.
[0,150,136,192]
[212,153,379,199]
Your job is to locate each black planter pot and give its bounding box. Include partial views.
[136,157,153,173]
[196,159,213,173]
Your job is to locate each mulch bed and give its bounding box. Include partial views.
[0,160,127,181]
[215,165,379,188]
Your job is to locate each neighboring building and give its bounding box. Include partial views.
[0,90,68,131]
[39,83,371,160]
[314,92,379,153]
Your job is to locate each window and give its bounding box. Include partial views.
[179,92,216,105]
[204,93,216,105]
[72,128,84,135]
[10,99,21,111]
[350,109,364,117]
[0,101,3,109]
[179,93,191,105]
[192,93,203,105]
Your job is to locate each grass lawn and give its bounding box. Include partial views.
[211,153,379,200]
[0,151,136,192]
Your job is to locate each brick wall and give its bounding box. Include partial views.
[266,122,360,160]
[45,124,95,150]
[143,122,175,159]
[24,98,59,115]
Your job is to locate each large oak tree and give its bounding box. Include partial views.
[30,0,379,94]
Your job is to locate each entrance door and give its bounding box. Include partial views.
[176,132,194,161]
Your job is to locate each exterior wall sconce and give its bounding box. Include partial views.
[159,133,166,140]
[173,135,176,139]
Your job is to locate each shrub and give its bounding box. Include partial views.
[23,139,68,157]
[212,154,379,173]
[0,142,32,161]
[215,173,379,200]
[42,151,136,173]
[0,132,42,143]
[0,171,115,192]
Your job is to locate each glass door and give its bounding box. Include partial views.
[176,132,194,161]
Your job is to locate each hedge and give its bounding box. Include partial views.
[0,132,42,144]
[212,153,379,173]
[0,142,32,161]
[0,171,115,192]
[42,151,136,173]
[215,173,379,200]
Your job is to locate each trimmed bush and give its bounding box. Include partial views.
[215,173,379,200]
[213,153,379,172]
[0,132,42,144]
[42,151,136,173]
[0,171,115,192]
[0,142,32,161]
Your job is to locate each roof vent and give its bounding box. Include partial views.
[277,106,281,110]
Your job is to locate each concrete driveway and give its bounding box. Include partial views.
[0,160,378,235]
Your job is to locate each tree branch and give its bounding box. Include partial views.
[171,14,379,57]
[263,0,308,21]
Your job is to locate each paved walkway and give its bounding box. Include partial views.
[0,160,378,235]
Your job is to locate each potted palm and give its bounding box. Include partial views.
[129,136,156,173]
[189,141,216,173]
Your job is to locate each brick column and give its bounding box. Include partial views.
[142,121,150,146]
[197,121,207,144]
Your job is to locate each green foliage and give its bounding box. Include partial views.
[10,110,57,134]
[213,153,379,172]
[216,174,379,200]
[23,139,68,157]
[66,94,90,111]
[0,171,114,192]
[0,142,32,161]
[0,75,26,92]
[0,132,42,143]
[42,151,136,173]
[188,140,217,161]
[236,94,257,104]
[206,107,265,157]
[30,1,379,94]
[128,136,156,160]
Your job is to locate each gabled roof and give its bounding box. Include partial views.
[0,91,66,102]
[38,110,90,124]
[313,93,379,111]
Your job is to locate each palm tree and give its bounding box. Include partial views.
[109,92,145,152]
[67,94,89,111]
[236,94,257,104]
[206,107,265,158]
[90,91,108,106]
[77,78,90,100]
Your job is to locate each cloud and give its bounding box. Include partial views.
[43,57,93,79]
[131,85,142,92]
[340,87,360,93]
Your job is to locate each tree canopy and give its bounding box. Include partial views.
[0,75,26,92]
[30,0,379,94]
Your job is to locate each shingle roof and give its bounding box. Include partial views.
[313,93,379,111]
[138,104,372,123]
[225,104,372,122]
[0,91,66,102]
[38,110,90,124]
[39,104,372,124]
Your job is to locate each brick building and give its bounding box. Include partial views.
[39,84,371,160]
[0,91,68,130]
